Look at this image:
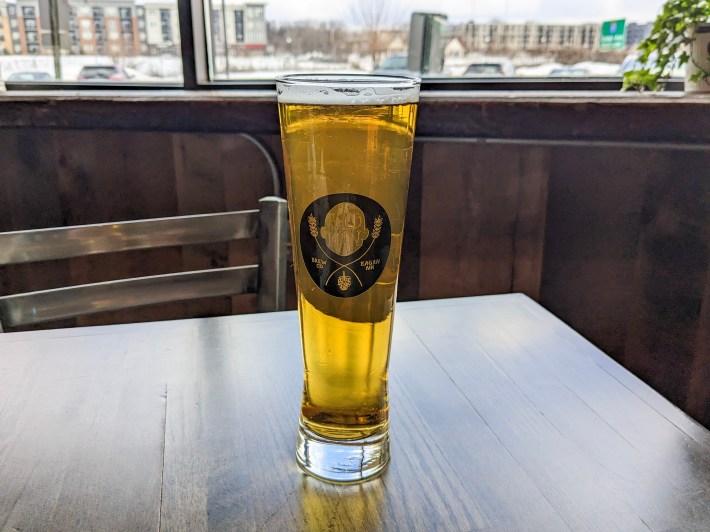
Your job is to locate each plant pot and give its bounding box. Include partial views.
[686,23,710,93]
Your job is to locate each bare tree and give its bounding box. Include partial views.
[349,0,401,67]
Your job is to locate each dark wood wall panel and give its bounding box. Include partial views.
[540,146,710,428]
[55,131,178,225]
[172,133,275,316]
[541,146,652,359]
[0,129,279,328]
[398,142,424,302]
[418,143,548,300]
[1,127,708,429]
[623,151,710,411]
[688,265,710,424]
[510,147,549,300]
[0,129,64,230]
[0,130,73,328]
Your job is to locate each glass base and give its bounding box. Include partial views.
[296,422,390,484]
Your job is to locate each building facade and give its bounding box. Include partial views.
[0,1,16,54]
[141,1,179,54]
[465,22,601,52]
[209,1,267,54]
[0,0,42,55]
[18,0,41,53]
[69,0,142,56]
[1,0,267,56]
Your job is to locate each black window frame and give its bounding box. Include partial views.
[3,0,685,92]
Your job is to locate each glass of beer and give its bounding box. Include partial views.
[276,74,420,483]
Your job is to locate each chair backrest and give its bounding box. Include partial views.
[0,196,288,332]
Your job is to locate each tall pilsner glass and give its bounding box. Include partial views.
[276,75,420,483]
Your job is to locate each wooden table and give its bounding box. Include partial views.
[1,294,709,531]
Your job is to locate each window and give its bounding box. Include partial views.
[200,0,670,83]
[1,0,183,84]
[235,10,244,43]
[0,0,675,88]
[160,9,172,42]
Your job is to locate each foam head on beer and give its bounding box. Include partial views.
[276,74,420,106]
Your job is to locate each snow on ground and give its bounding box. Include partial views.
[515,62,564,76]
[0,53,630,82]
[572,61,621,76]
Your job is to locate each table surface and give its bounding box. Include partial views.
[1,294,709,531]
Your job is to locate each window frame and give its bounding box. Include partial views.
[2,0,685,93]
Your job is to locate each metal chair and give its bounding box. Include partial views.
[0,196,288,332]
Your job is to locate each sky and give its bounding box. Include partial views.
[263,0,667,25]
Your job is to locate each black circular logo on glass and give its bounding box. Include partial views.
[300,193,391,298]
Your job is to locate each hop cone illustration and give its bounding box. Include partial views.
[337,271,352,291]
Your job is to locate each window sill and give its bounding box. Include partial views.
[0,89,706,145]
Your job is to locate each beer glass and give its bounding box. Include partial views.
[276,74,420,483]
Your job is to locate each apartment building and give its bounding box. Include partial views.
[17,0,41,53]
[2,0,268,57]
[0,0,42,54]
[209,1,267,53]
[68,0,142,55]
[465,21,601,51]
[0,1,15,54]
[142,1,179,54]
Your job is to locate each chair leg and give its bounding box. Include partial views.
[257,196,289,312]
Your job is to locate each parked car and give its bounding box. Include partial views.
[373,54,419,76]
[463,60,516,77]
[78,65,133,81]
[6,71,54,82]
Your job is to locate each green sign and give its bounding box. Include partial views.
[600,19,627,50]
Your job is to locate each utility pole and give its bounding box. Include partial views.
[49,0,62,79]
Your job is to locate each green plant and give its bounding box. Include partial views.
[623,0,710,91]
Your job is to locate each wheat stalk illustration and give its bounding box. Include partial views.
[372,215,383,239]
[308,213,318,238]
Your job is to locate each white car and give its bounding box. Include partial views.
[463,60,516,77]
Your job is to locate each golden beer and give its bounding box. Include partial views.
[276,75,419,482]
